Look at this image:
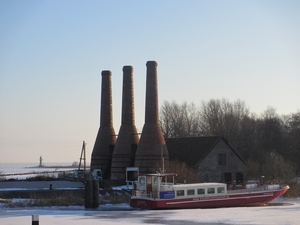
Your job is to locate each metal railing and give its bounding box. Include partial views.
[132,190,160,199]
[228,184,283,193]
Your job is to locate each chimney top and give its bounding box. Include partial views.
[146,61,158,67]
[101,70,112,76]
[123,66,133,72]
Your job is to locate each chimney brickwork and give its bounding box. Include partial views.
[134,61,169,174]
[111,66,139,180]
[91,70,116,179]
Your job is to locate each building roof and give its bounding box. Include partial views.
[165,136,246,166]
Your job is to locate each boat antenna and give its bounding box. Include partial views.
[161,146,165,174]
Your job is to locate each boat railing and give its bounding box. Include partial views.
[264,184,282,190]
[228,184,283,193]
[160,182,174,186]
[132,190,160,199]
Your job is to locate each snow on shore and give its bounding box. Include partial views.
[1,198,299,225]
[0,181,85,190]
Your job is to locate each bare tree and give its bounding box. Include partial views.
[282,111,300,171]
[238,113,261,160]
[247,151,296,184]
[199,98,249,145]
[262,151,296,183]
[169,160,199,183]
[160,100,201,138]
[160,99,300,178]
[160,100,174,138]
[260,107,285,154]
[151,159,199,183]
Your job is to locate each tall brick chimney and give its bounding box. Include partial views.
[134,61,169,174]
[110,66,139,180]
[91,70,116,179]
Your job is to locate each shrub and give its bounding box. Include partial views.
[152,160,199,183]
[99,191,131,205]
[2,190,85,207]
[284,182,300,198]
[247,152,299,197]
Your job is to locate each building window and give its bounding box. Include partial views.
[218,153,226,165]
[187,189,195,195]
[224,172,232,183]
[236,172,244,184]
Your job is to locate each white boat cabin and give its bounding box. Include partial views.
[135,173,227,199]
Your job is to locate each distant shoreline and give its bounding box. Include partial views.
[27,165,90,169]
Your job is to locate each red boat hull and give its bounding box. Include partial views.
[130,185,289,210]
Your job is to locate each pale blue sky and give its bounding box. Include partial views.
[0,0,299,163]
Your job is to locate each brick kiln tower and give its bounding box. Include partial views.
[134,61,169,174]
[110,66,139,180]
[91,70,116,179]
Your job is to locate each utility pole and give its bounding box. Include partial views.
[78,141,87,178]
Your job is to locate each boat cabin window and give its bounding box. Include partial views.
[153,177,159,184]
[139,177,145,185]
[147,177,151,184]
[217,187,225,193]
[207,188,215,194]
[187,189,195,195]
[176,190,185,196]
[197,188,205,195]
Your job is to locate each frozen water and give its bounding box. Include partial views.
[0,198,299,225]
[1,163,299,224]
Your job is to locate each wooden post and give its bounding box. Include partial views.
[32,215,39,225]
[85,179,92,208]
[92,180,100,208]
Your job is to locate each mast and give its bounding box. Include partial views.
[161,147,165,174]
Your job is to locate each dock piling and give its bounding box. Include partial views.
[32,215,39,225]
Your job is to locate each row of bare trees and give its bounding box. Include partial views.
[160,99,300,178]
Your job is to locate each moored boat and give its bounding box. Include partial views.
[130,173,289,210]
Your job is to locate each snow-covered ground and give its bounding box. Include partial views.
[1,198,299,225]
[0,181,85,190]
